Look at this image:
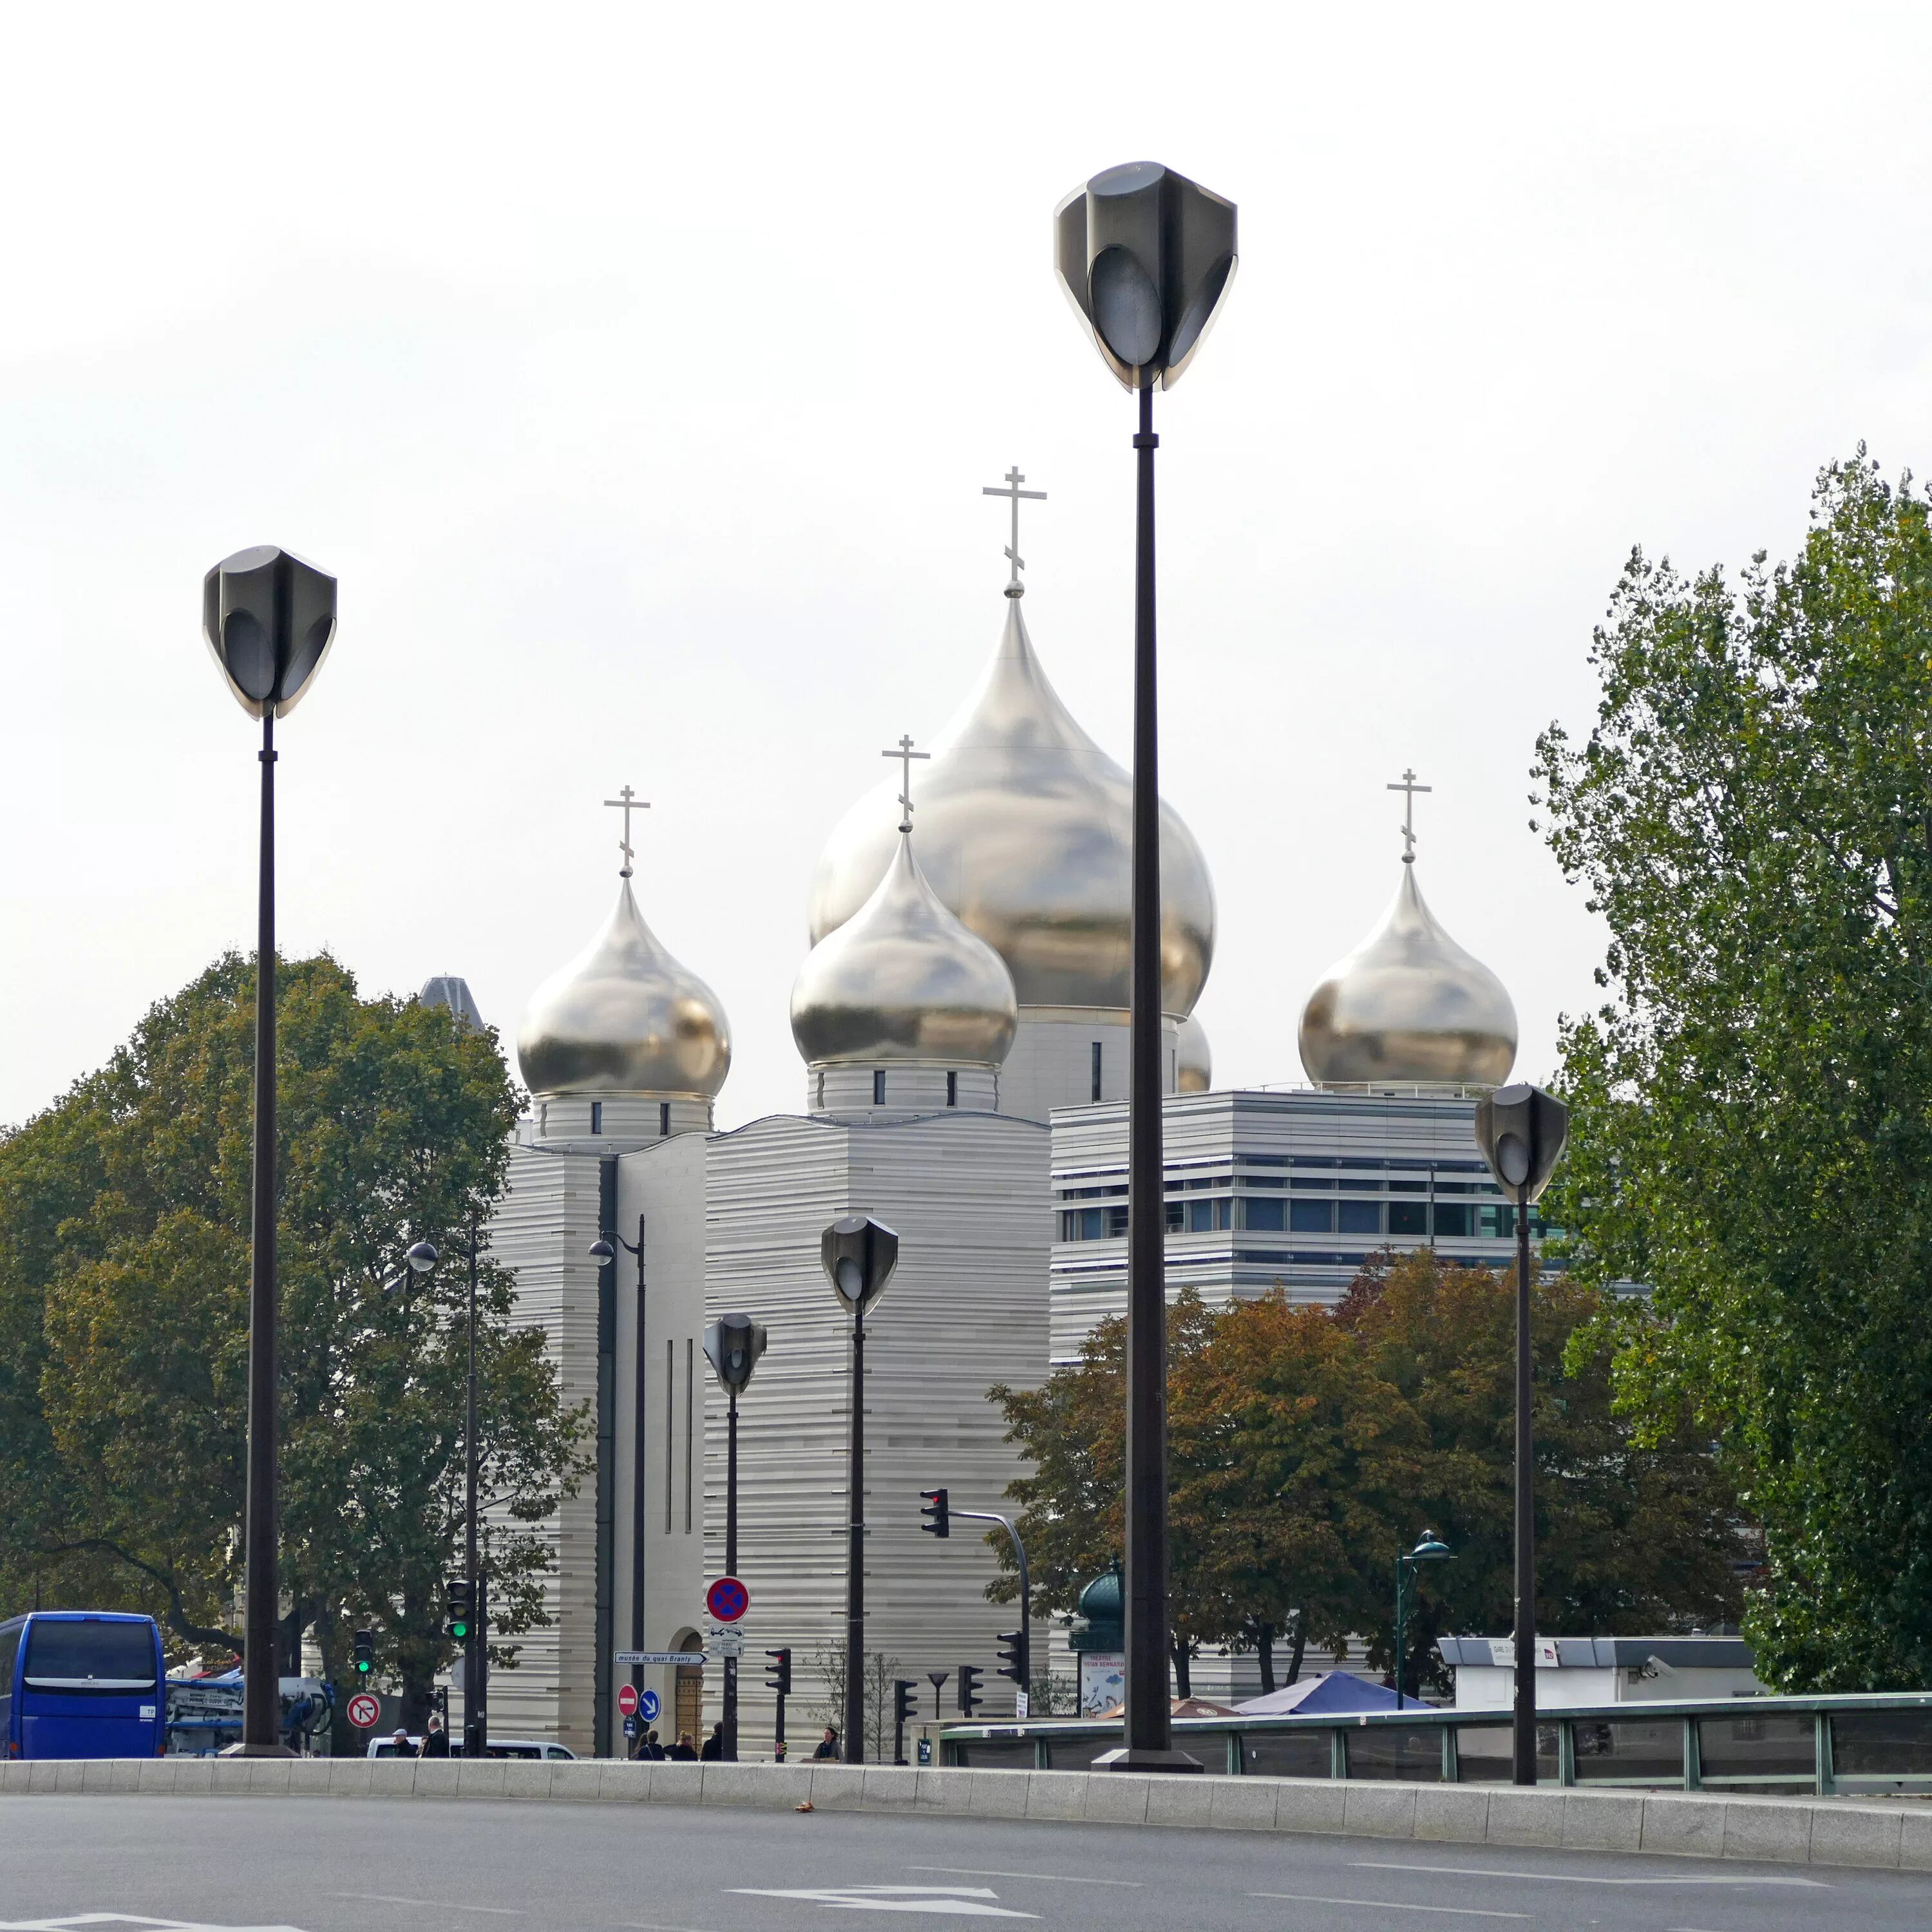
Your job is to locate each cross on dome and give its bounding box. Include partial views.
[1387,768,1432,863]
[880,734,931,835]
[981,465,1046,598]
[603,784,650,878]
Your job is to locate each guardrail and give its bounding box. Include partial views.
[940,1691,1932,1796]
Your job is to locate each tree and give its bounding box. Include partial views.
[0,951,588,1720]
[1536,450,1932,1690]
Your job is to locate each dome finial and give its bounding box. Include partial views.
[880,733,930,836]
[981,464,1046,599]
[1387,766,1432,865]
[603,783,650,880]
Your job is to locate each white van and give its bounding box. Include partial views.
[365,1735,575,1759]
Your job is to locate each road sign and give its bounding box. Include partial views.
[639,1689,661,1723]
[614,1650,706,1667]
[623,1714,639,1738]
[715,1631,744,1658]
[618,1683,639,1718]
[346,1691,381,1730]
[706,1576,749,1624]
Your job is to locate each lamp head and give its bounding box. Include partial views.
[1473,1083,1571,1206]
[704,1312,768,1392]
[1410,1531,1453,1562]
[820,1213,899,1318]
[405,1241,439,1274]
[588,1238,616,1262]
[202,545,337,719]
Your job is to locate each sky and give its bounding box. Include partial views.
[5,2,1932,1133]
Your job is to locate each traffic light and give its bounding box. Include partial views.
[996,1630,1026,1685]
[352,1629,374,1677]
[893,1679,917,1726]
[957,1664,983,1717]
[444,1578,475,1642]
[919,1487,949,1538]
[765,1647,792,1695]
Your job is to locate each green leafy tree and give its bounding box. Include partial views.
[1536,449,1932,1689]
[0,952,587,1721]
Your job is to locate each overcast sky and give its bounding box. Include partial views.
[5,3,1931,1133]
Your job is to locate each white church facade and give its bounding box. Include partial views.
[459,501,1528,1757]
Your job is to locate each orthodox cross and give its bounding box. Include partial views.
[981,465,1047,594]
[1387,768,1432,862]
[881,734,931,834]
[603,784,650,878]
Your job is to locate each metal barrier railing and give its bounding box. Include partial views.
[940,1692,1932,1795]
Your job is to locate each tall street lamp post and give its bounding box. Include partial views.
[820,1215,898,1765]
[202,545,337,1755]
[1393,1531,1453,1709]
[1055,163,1236,1774]
[589,1220,649,1752]
[704,1312,768,1761]
[1473,1083,1571,1784]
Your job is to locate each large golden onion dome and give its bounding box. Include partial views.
[791,829,1018,1066]
[1298,859,1516,1086]
[516,877,731,1099]
[1176,1012,1213,1093]
[807,599,1215,1017]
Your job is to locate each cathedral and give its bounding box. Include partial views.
[467,493,1523,1754]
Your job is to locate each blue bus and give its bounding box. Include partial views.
[1,1611,166,1760]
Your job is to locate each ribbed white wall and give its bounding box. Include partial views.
[998,1011,1179,1123]
[808,1064,999,1119]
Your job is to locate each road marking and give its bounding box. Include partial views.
[907,1868,1142,1888]
[335,1895,524,1915]
[0,1920,308,1931]
[1352,1862,1830,1888]
[1251,1894,1528,1920]
[730,1888,1037,1919]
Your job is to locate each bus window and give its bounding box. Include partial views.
[25,1619,158,1690]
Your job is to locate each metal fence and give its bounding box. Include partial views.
[940,1692,1932,1797]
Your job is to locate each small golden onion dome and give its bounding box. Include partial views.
[1176,1012,1213,1093]
[1298,861,1516,1086]
[791,831,1018,1067]
[516,879,731,1099]
[807,599,1215,1018]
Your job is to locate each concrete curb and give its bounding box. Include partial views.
[3,1760,1929,1874]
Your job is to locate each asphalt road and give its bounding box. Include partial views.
[1,1796,1927,1932]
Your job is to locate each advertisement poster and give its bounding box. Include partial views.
[1079,1652,1125,1716]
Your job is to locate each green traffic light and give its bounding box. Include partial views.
[354,1658,371,1674]
[450,1621,469,1639]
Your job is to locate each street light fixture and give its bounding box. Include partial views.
[1393,1531,1454,1710]
[1473,1083,1571,1785]
[820,1215,898,1764]
[1055,163,1236,1776]
[703,1311,767,1763]
[203,544,337,1756]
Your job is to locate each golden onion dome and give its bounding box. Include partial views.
[1176,1012,1213,1093]
[516,877,731,1099]
[1298,860,1516,1086]
[806,599,1215,1018]
[791,830,1018,1067]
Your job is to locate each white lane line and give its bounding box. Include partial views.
[907,1867,1143,1888]
[1351,1862,1831,1888]
[730,1889,1036,1919]
[1251,1894,1528,1920]
[335,1895,524,1915]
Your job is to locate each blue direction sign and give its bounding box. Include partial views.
[706,1576,749,1624]
[639,1688,660,1723]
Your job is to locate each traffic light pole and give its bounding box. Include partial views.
[464,1226,488,1759]
[949,1508,1031,1696]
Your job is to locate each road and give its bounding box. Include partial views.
[0,1795,1927,1931]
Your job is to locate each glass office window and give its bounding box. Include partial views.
[1290,1200,1335,1234]
[1388,1200,1428,1236]
[1186,1198,1232,1233]
[1433,1203,1471,1237]
[1108,1206,1128,1236]
[1338,1200,1383,1235]
[1479,1204,1517,1238]
[1244,1197,1286,1232]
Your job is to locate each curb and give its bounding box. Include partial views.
[3,1759,1929,1874]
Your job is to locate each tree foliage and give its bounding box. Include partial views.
[992,1255,1739,1695]
[1536,450,1932,1689]
[0,952,587,1717]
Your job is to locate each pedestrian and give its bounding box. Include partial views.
[643,1727,665,1761]
[420,1712,451,1758]
[667,1730,699,1761]
[811,1726,838,1760]
[388,1728,417,1759]
[700,1721,724,1761]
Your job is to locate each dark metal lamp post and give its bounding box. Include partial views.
[703,1311,768,1763]
[1473,1083,1571,1785]
[1393,1531,1453,1710]
[589,1222,649,1759]
[1054,163,1236,1774]
[203,545,337,1756]
[820,1215,898,1765]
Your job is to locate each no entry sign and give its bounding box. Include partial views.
[618,1683,639,1718]
[346,1691,382,1730]
[706,1576,749,1624]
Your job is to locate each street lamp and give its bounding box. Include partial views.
[1393,1531,1454,1710]
[589,1219,649,1758]
[1055,163,1236,1776]
[703,1311,768,1763]
[202,544,337,1756]
[820,1215,898,1765]
[1473,1082,1571,1785]
[406,1227,491,1759]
